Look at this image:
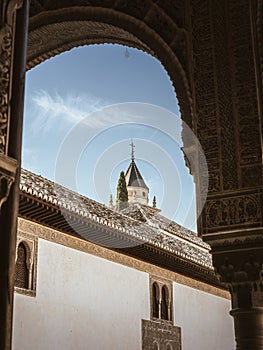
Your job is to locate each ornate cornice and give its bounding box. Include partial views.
[18,217,230,299]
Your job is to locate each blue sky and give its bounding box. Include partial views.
[22,44,198,231]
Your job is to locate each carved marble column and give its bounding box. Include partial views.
[0,1,29,349]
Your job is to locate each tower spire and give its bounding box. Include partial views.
[130,138,135,161]
[125,140,149,206]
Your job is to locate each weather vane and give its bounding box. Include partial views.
[130,138,135,161]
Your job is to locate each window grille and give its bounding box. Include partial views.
[15,242,28,289]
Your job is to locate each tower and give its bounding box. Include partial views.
[125,141,149,206]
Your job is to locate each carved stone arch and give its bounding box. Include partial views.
[152,281,160,318]
[153,340,160,350]
[152,281,160,299]
[14,241,29,289]
[166,343,173,350]
[161,284,169,320]
[26,4,194,148]
[16,238,32,269]
[162,284,170,303]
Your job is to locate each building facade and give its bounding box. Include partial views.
[12,169,235,349]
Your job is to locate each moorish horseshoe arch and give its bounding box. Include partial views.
[1,1,263,349]
[26,4,194,143]
[26,5,202,230]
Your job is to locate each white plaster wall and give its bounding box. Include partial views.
[13,239,150,350]
[13,237,236,350]
[173,282,235,350]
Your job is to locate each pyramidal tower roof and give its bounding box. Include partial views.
[125,141,149,190]
[125,160,149,189]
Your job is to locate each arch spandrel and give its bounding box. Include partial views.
[27,1,194,132]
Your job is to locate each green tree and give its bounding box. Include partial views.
[116,171,129,211]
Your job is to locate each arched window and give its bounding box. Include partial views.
[152,282,159,318]
[161,285,169,320]
[166,344,172,350]
[15,242,28,289]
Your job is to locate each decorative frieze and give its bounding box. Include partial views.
[206,194,261,229]
[212,1,238,191]
[191,0,221,197]
[142,319,181,350]
[229,0,262,189]
[18,217,230,299]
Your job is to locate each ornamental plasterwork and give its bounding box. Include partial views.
[17,217,230,299]
[142,319,181,350]
[27,21,153,70]
[0,0,23,155]
[15,230,38,297]
[206,194,261,229]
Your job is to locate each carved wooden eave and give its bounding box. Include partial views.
[19,168,221,287]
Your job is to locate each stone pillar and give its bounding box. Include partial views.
[0,1,29,349]
[190,0,263,348]
[231,308,263,350]
[214,253,263,350]
[229,279,263,350]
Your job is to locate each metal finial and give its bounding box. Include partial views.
[130,139,135,161]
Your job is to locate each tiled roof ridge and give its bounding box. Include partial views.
[19,168,213,270]
[20,168,144,233]
[125,203,210,250]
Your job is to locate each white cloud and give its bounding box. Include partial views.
[27,90,117,133]
[27,90,183,142]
